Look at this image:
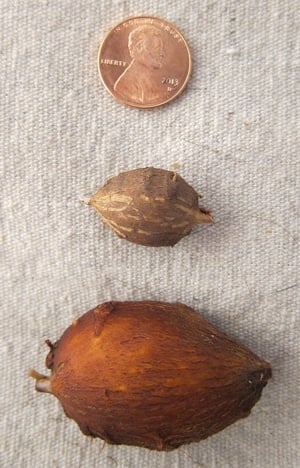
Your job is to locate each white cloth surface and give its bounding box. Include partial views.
[1,0,299,467]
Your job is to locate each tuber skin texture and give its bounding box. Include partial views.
[31,301,271,451]
[88,167,213,247]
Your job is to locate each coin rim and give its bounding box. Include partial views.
[97,15,192,109]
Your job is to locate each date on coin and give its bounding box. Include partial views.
[98,16,192,109]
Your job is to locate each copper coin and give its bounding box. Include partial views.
[98,16,192,108]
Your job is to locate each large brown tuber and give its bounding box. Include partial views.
[87,167,213,246]
[31,301,271,451]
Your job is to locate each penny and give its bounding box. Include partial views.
[98,16,192,108]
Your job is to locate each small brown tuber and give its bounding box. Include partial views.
[31,301,271,451]
[87,167,213,246]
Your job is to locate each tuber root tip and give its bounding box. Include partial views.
[79,196,92,206]
[195,208,214,224]
[29,369,52,393]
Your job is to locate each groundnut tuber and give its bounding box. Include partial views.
[31,301,271,451]
[87,167,213,246]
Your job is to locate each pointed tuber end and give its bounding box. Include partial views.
[194,208,214,224]
[29,369,52,394]
[79,196,92,206]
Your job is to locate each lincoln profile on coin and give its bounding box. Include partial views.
[114,25,166,104]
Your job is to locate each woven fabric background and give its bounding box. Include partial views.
[1,0,299,467]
